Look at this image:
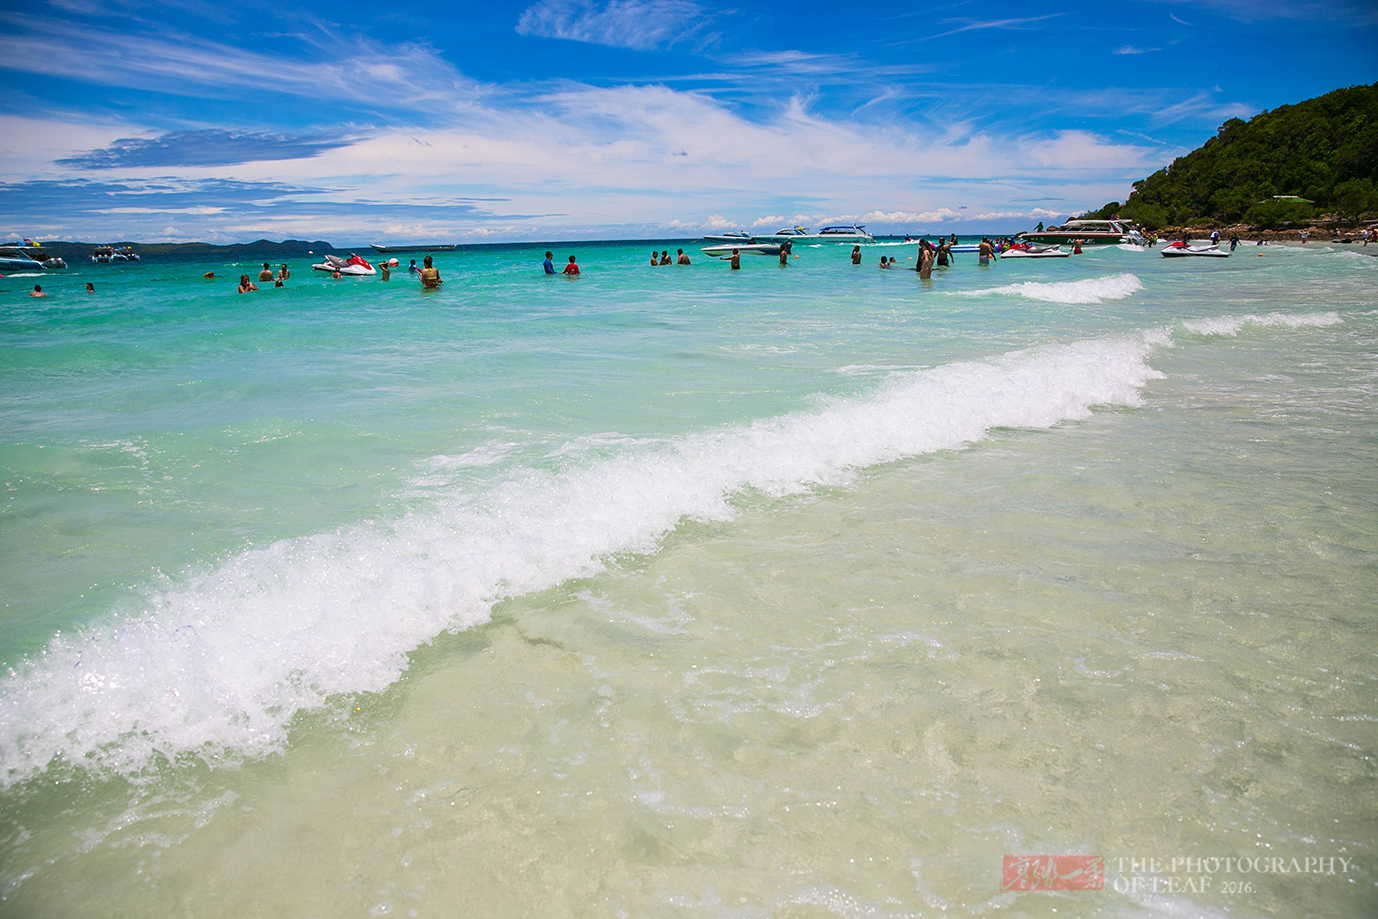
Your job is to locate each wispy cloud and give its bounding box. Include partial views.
[918,14,1062,42]
[57,130,358,169]
[515,0,715,51]
[0,13,475,115]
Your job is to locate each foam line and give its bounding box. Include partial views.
[1181,312,1342,336]
[951,273,1144,304]
[0,331,1172,787]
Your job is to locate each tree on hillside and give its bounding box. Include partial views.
[1081,83,1378,226]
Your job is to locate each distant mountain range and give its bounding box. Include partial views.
[1083,82,1378,230]
[17,239,334,261]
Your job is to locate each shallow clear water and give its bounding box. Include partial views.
[1,240,1375,916]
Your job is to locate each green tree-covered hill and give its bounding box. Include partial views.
[1084,83,1378,229]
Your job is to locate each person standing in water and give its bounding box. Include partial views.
[660,250,671,265]
[258,262,274,283]
[563,255,580,276]
[544,251,556,274]
[978,238,998,265]
[650,250,660,266]
[779,239,792,267]
[918,244,934,279]
[936,239,952,267]
[278,264,290,280]
[677,249,690,265]
[729,248,741,270]
[851,245,862,265]
[419,255,441,288]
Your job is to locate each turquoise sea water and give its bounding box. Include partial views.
[0,239,1375,916]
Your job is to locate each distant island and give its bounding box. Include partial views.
[20,239,334,262]
[1081,82,1378,235]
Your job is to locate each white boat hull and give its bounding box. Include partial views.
[1161,245,1230,258]
[1001,246,1068,258]
[700,244,782,258]
[313,262,377,276]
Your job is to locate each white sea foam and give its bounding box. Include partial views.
[1181,312,1342,336]
[0,331,1172,787]
[954,273,1144,304]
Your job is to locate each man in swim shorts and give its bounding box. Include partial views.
[979,238,997,265]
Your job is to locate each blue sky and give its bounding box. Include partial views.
[1,0,1374,243]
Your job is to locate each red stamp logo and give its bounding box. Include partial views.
[1002,855,1105,891]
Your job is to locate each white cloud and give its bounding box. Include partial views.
[860,208,960,224]
[516,0,712,51]
[751,215,786,227]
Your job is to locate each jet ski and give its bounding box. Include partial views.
[999,243,1068,259]
[312,253,377,275]
[1161,242,1230,258]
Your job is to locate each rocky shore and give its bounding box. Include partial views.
[1155,221,1377,243]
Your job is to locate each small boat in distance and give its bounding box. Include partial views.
[369,244,457,253]
[758,225,875,243]
[91,245,139,264]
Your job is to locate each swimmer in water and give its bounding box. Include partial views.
[677,249,690,265]
[30,284,46,297]
[259,262,274,283]
[419,255,441,288]
[544,251,556,274]
[238,275,258,293]
[729,248,740,270]
[851,245,862,265]
[563,255,580,276]
[85,282,95,293]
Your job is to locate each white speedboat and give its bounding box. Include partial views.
[1,245,64,270]
[759,225,874,243]
[700,243,782,258]
[91,245,139,263]
[701,231,756,244]
[1161,243,1230,258]
[1000,243,1068,259]
[1016,219,1144,247]
[313,254,377,275]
